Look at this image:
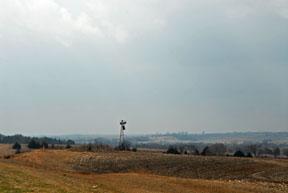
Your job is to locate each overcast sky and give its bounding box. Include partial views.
[0,0,287,135]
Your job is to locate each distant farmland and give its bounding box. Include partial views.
[55,132,288,145]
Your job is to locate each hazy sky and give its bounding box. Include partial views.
[0,0,287,135]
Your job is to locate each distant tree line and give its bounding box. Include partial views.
[154,131,288,141]
[0,134,75,145]
[166,143,288,158]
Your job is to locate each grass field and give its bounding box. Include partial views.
[0,147,287,192]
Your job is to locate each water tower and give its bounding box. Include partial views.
[119,120,127,147]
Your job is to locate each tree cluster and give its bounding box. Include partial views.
[164,142,288,159]
[0,134,73,145]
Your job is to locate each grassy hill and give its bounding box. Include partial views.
[0,146,287,192]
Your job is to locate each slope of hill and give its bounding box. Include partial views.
[0,148,287,192]
[0,159,285,193]
[11,149,288,182]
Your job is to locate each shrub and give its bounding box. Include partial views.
[234,150,245,157]
[66,144,72,149]
[28,139,41,149]
[12,142,21,150]
[117,140,131,151]
[88,144,92,151]
[166,146,180,154]
[194,148,200,155]
[247,144,258,157]
[201,146,214,156]
[246,152,253,157]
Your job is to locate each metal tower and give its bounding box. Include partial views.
[119,120,127,147]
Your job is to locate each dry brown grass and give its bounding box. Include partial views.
[0,147,287,192]
[11,149,288,182]
[71,143,115,152]
[0,160,286,193]
[0,144,32,159]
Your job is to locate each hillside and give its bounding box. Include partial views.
[0,148,286,192]
[1,160,283,193]
[10,149,288,181]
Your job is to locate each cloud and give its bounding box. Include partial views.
[0,0,103,41]
[0,0,286,46]
[153,18,166,27]
[55,36,72,47]
[59,9,102,36]
[115,29,129,44]
[226,6,253,19]
[0,0,169,45]
[269,0,288,19]
[0,0,287,135]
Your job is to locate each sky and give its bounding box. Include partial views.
[0,0,287,135]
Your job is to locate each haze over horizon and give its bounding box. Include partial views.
[0,0,287,136]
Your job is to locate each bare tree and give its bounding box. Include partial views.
[41,141,48,149]
[194,148,200,155]
[283,148,288,158]
[273,147,280,158]
[179,145,185,154]
[247,144,258,157]
[210,143,226,156]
